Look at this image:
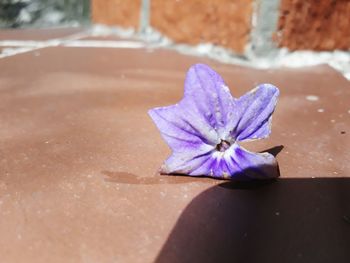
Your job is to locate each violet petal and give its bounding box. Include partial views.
[148,103,218,150]
[183,64,236,137]
[161,143,278,180]
[233,84,279,141]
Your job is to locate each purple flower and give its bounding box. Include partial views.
[149,64,280,180]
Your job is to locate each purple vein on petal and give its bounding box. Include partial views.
[193,66,225,128]
[188,155,213,176]
[148,107,210,147]
[183,64,235,134]
[164,149,214,175]
[234,146,279,179]
[187,153,214,176]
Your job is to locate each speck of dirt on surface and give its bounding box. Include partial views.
[306,95,319,101]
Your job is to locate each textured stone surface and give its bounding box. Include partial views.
[277,0,350,50]
[91,0,141,28]
[0,30,350,262]
[151,0,253,53]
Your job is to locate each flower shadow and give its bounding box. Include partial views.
[155,176,350,263]
[262,145,284,157]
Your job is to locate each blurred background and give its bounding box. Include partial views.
[0,0,89,27]
[1,0,349,56]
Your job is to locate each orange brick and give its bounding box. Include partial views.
[150,0,253,54]
[92,0,141,28]
[276,0,350,50]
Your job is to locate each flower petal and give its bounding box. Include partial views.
[148,64,235,150]
[148,103,218,151]
[226,144,279,179]
[183,64,236,137]
[233,84,279,141]
[162,143,279,180]
[161,150,214,175]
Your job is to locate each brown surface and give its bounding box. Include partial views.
[92,0,141,28]
[0,43,349,262]
[150,0,252,53]
[0,27,83,41]
[276,0,350,50]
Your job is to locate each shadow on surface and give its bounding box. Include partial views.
[262,145,284,157]
[156,177,350,263]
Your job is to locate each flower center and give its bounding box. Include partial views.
[216,139,231,152]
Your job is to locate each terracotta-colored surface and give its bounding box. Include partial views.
[0,40,349,262]
[92,0,141,28]
[276,0,350,50]
[150,0,252,54]
[0,27,83,41]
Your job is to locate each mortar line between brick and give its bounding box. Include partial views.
[247,0,281,58]
[139,0,150,33]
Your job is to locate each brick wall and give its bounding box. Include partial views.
[150,0,252,53]
[277,0,350,51]
[91,0,350,54]
[92,0,141,28]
